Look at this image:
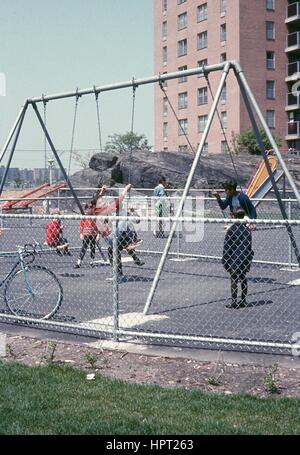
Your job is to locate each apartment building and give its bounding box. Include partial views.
[154,0,299,154]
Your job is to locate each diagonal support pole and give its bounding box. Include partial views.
[32,102,85,214]
[143,62,231,315]
[234,63,300,266]
[0,102,28,196]
[0,103,28,165]
[233,61,300,206]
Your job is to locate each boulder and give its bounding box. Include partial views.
[89,152,119,172]
[70,149,289,190]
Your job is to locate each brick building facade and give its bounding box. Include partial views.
[154,0,299,154]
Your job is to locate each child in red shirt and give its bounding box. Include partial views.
[74,202,100,268]
[45,211,70,255]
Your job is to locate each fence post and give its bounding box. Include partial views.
[288,200,292,267]
[112,220,119,342]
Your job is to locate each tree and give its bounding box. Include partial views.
[236,128,281,155]
[71,151,94,169]
[104,131,152,154]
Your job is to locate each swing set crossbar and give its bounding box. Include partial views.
[27,63,227,104]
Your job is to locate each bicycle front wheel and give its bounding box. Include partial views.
[4,265,63,320]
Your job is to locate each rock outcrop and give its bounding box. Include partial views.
[70,150,263,190]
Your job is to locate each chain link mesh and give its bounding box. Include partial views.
[0,193,299,355]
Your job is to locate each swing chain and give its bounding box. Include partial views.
[204,70,242,192]
[67,89,81,176]
[42,94,48,176]
[158,74,196,154]
[94,85,103,152]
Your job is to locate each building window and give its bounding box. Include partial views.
[220,23,226,42]
[220,0,226,15]
[197,31,208,50]
[202,142,208,154]
[198,115,208,133]
[179,145,188,153]
[220,52,227,62]
[179,119,188,135]
[162,21,167,40]
[198,87,208,105]
[266,110,275,128]
[221,83,227,103]
[197,3,208,22]
[177,0,187,4]
[198,59,208,77]
[178,12,187,30]
[266,80,275,99]
[266,21,275,40]
[178,65,188,83]
[163,97,168,115]
[266,0,275,11]
[163,122,168,140]
[266,51,275,69]
[221,111,227,129]
[178,39,187,56]
[221,141,229,153]
[163,46,167,65]
[162,0,167,14]
[178,92,188,109]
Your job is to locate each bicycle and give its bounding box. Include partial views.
[0,242,63,320]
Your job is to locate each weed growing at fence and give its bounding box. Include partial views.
[44,341,57,364]
[84,352,98,370]
[263,363,280,395]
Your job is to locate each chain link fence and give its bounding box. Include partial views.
[0,194,300,356]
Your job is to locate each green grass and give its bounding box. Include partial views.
[0,362,299,435]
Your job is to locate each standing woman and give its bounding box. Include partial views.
[222,207,254,308]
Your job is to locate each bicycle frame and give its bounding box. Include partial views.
[0,248,35,293]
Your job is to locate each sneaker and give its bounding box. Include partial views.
[226,301,238,309]
[134,259,145,266]
[239,300,247,308]
[74,263,81,269]
[90,261,94,267]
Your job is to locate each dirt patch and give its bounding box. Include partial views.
[1,334,300,398]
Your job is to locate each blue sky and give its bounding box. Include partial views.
[0,0,154,172]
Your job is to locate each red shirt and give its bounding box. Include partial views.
[45,219,62,246]
[80,219,98,237]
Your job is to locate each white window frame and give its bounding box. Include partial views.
[197,3,208,22]
[198,87,208,105]
[178,92,188,109]
[178,39,187,57]
[198,115,208,133]
[266,21,275,40]
[197,31,208,50]
[178,119,188,135]
[266,110,275,128]
[178,12,187,30]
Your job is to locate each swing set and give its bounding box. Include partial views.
[1,61,300,314]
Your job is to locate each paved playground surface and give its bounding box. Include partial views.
[0,217,299,354]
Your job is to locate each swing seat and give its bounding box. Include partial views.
[126,240,143,251]
[45,241,69,250]
[56,242,69,250]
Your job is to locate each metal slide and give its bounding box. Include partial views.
[0,183,50,209]
[11,183,66,209]
[246,156,284,207]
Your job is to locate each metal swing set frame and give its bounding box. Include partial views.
[1,60,300,314]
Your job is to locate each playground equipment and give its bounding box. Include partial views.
[246,156,284,207]
[0,182,65,210]
[1,61,300,316]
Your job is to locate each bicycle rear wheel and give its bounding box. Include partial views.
[4,265,63,320]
